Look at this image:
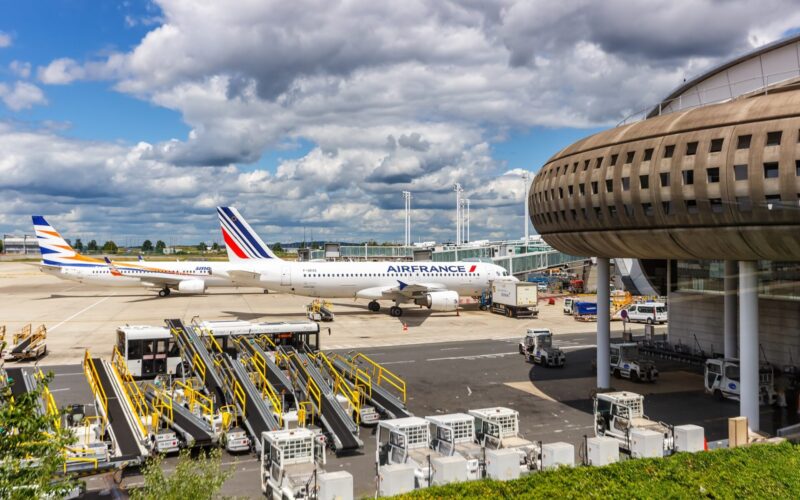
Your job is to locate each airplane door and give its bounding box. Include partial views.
[281,266,292,286]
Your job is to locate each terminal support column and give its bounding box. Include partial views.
[738,260,759,431]
[596,257,611,389]
[724,260,738,359]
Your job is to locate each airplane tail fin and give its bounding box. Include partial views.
[31,216,98,266]
[217,206,282,262]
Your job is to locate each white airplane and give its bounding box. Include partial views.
[217,206,516,317]
[32,215,249,297]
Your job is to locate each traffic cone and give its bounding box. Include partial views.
[402,323,408,332]
[703,437,708,451]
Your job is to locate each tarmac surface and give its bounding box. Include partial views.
[2,261,789,498]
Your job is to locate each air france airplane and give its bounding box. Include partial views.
[218,207,516,317]
[33,216,247,296]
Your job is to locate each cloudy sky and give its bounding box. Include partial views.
[1,1,798,246]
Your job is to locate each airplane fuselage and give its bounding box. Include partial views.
[41,260,241,288]
[232,260,510,300]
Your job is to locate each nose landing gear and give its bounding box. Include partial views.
[158,287,171,297]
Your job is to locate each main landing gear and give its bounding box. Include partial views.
[368,301,381,312]
[158,287,171,298]
[389,306,403,317]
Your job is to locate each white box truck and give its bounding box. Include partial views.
[489,281,538,319]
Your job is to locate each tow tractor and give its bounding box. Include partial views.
[593,391,673,455]
[518,328,565,367]
[426,413,482,480]
[610,343,658,382]
[704,358,776,405]
[376,417,444,489]
[260,428,327,499]
[468,407,539,473]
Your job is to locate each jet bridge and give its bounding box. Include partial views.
[284,347,363,453]
[331,353,412,419]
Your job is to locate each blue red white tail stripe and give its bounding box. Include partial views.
[217,207,279,261]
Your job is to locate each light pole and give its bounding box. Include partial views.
[402,191,412,246]
[453,183,463,246]
[462,198,470,244]
[522,171,530,245]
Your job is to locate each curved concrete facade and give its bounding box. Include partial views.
[529,83,800,260]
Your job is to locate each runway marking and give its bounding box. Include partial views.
[381,360,416,365]
[504,381,557,403]
[54,372,85,377]
[561,344,596,350]
[49,387,70,392]
[426,351,518,362]
[49,294,115,332]
[439,347,463,351]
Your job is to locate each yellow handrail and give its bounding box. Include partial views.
[63,454,98,472]
[330,353,373,399]
[12,323,32,345]
[173,379,214,416]
[170,326,207,383]
[246,353,284,427]
[82,351,108,434]
[286,353,322,416]
[111,346,154,437]
[36,370,60,430]
[256,334,276,349]
[352,353,407,403]
[316,352,363,424]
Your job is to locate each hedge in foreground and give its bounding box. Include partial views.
[395,442,800,499]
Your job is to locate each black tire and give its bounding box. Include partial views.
[158,289,167,297]
[646,318,653,325]
[369,301,381,312]
[614,369,621,379]
[519,345,524,354]
[631,370,640,383]
[714,389,724,401]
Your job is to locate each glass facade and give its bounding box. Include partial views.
[677,260,800,300]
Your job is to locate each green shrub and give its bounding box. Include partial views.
[396,442,800,499]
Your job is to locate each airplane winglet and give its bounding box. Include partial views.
[105,257,123,277]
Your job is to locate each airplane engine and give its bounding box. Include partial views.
[178,279,206,294]
[422,291,459,312]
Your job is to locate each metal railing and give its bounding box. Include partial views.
[314,352,364,424]
[111,346,155,438]
[347,353,407,403]
[617,69,800,126]
[82,351,108,437]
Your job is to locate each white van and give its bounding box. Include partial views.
[625,302,667,324]
[563,297,575,315]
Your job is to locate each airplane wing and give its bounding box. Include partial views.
[356,281,448,300]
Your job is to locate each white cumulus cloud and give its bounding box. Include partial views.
[0,81,47,111]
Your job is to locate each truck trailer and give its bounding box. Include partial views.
[488,281,538,319]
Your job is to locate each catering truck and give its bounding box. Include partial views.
[488,281,538,319]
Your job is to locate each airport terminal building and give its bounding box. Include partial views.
[530,35,800,431]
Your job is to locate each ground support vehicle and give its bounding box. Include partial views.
[3,324,47,361]
[563,297,576,314]
[519,328,565,367]
[593,391,673,455]
[306,300,334,322]
[610,343,658,382]
[260,428,329,499]
[376,417,444,489]
[426,413,482,480]
[488,281,538,318]
[624,302,668,324]
[704,358,776,405]
[573,301,597,321]
[468,407,539,473]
